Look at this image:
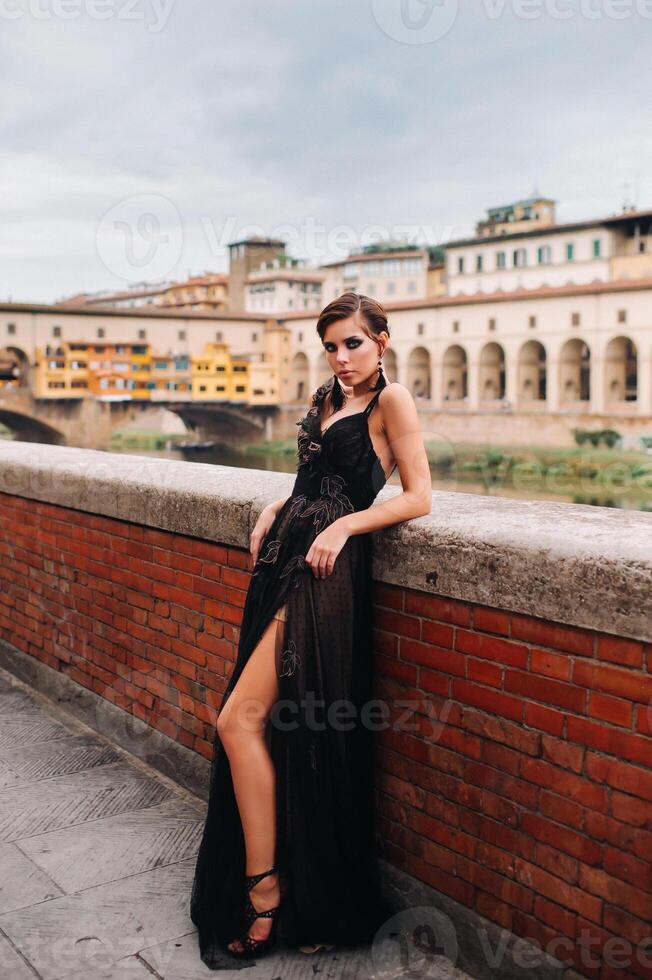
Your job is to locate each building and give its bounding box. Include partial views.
[446,199,652,297]
[319,246,432,304]
[245,268,324,313]
[227,236,288,312]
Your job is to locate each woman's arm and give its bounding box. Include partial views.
[340,382,432,535]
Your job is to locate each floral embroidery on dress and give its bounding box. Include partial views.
[280,638,301,677]
[280,553,307,589]
[257,538,282,564]
[301,474,354,535]
[287,493,308,522]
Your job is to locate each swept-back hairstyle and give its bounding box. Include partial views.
[316,291,390,410]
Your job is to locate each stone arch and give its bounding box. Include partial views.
[479,342,506,401]
[559,338,591,403]
[442,345,467,401]
[518,340,547,402]
[290,352,309,403]
[604,335,637,403]
[382,347,398,383]
[406,346,431,399]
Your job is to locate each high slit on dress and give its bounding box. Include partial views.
[189,375,397,967]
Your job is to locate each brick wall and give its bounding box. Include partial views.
[1,486,651,979]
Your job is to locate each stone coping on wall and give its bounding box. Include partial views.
[0,440,650,643]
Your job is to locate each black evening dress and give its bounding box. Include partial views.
[190,374,397,967]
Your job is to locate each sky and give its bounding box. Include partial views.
[0,0,650,302]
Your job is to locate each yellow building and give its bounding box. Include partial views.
[191,322,290,406]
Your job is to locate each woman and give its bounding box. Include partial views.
[190,291,432,965]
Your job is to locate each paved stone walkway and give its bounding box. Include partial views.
[0,667,474,980]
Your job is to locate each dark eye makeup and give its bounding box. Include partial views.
[324,338,363,352]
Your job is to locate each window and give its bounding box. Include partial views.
[53,325,62,337]
[496,251,506,269]
[417,322,425,335]
[457,256,465,274]
[571,311,581,327]
[366,283,375,295]
[537,245,551,264]
[97,327,105,338]
[566,242,574,261]
[488,318,496,331]
[513,248,527,268]
[252,332,258,342]
[592,238,601,258]
[178,330,186,341]
[216,331,222,341]
[407,281,417,293]
[476,254,483,272]
[618,309,627,323]
[386,282,396,295]
[138,329,146,339]
[7,322,15,335]
[383,260,400,276]
[529,315,536,329]
[452,320,460,333]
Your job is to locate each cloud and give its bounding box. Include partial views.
[0,0,649,300]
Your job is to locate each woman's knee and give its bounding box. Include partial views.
[216,697,266,745]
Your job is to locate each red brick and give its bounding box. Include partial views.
[473,607,510,636]
[421,619,455,647]
[585,754,652,803]
[567,716,652,768]
[535,842,579,884]
[603,847,652,891]
[455,629,529,668]
[531,647,572,681]
[588,691,633,728]
[541,735,585,773]
[579,865,651,921]
[451,679,523,722]
[373,582,403,610]
[520,759,606,812]
[461,708,541,755]
[597,636,644,668]
[573,660,652,704]
[523,701,565,736]
[521,813,603,865]
[533,895,576,937]
[511,615,595,655]
[505,669,586,713]
[404,591,472,626]
[467,658,502,687]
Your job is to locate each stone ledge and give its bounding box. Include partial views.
[0,440,650,642]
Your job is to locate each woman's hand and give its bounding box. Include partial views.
[250,504,280,564]
[305,519,350,579]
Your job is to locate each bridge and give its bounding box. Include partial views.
[0,386,279,449]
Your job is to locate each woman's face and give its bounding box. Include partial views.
[322,314,387,395]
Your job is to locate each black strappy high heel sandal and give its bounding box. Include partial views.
[228,866,282,959]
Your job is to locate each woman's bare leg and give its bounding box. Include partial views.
[216,604,286,952]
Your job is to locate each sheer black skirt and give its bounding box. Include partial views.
[189,493,395,967]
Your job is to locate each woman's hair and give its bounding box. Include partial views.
[316,291,390,409]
